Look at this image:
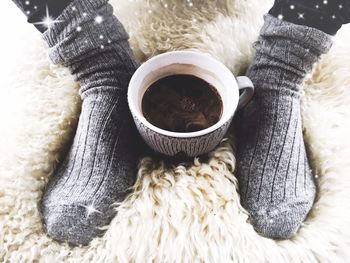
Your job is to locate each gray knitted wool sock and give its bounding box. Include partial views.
[40,0,142,245]
[236,14,333,239]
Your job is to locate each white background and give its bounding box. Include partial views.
[0,1,33,82]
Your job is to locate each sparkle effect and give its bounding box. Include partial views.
[32,6,62,29]
[69,11,113,50]
[95,15,103,24]
[276,0,346,27]
[82,203,102,217]
[298,13,305,19]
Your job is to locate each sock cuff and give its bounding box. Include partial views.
[42,0,130,66]
[262,14,333,55]
[246,14,333,92]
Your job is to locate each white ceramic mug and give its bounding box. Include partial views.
[127,50,254,157]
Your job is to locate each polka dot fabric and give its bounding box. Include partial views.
[268,0,350,35]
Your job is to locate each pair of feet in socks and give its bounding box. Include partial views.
[24,0,348,245]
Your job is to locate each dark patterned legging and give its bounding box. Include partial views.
[12,0,73,32]
[12,0,350,35]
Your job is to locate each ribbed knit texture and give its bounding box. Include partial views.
[236,14,333,239]
[268,0,350,35]
[40,0,142,245]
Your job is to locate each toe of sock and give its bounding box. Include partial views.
[248,200,314,239]
[41,203,107,245]
[252,213,302,239]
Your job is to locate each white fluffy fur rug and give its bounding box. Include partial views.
[1,0,350,262]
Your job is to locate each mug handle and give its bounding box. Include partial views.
[236,76,255,110]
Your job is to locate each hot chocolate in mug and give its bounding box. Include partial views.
[127,50,254,157]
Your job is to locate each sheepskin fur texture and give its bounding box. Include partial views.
[1,0,350,262]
